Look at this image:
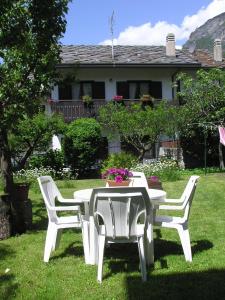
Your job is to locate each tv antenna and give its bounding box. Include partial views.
[109,10,115,61]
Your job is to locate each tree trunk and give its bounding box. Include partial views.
[17,146,34,170]
[0,128,14,194]
[218,142,224,169]
[0,128,26,234]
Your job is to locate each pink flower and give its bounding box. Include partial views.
[113,95,123,101]
[115,175,123,183]
[150,176,159,182]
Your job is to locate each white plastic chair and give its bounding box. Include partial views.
[89,187,153,282]
[131,171,149,188]
[37,176,89,263]
[154,175,199,262]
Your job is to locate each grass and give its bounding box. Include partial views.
[1,174,225,299]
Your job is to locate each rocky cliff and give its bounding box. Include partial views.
[183,12,225,55]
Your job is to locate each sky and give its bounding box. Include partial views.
[61,0,225,47]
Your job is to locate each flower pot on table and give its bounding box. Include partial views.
[106,180,131,187]
[147,177,163,190]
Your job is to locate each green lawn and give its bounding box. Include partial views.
[1,174,225,300]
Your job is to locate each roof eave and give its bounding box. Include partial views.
[56,62,202,69]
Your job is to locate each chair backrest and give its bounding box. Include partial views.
[182,176,199,221]
[89,187,152,239]
[37,176,61,222]
[131,172,149,188]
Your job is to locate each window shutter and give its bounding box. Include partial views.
[92,82,105,99]
[58,84,72,100]
[117,82,129,99]
[149,81,162,99]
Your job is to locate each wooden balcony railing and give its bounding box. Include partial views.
[49,98,172,122]
[50,100,106,122]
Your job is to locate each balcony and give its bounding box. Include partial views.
[49,100,106,122]
[49,98,170,123]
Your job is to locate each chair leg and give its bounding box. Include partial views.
[54,228,62,250]
[138,236,147,282]
[177,226,192,262]
[44,224,57,262]
[82,220,90,264]
[145,223,154,266]
[97,235,105,283]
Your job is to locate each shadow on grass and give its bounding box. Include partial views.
[101,237,213,280]
[154,238,213,261]
[125,269,225,300]
[0,244,15,260]
[0,274,18,300]
[49,239,84,261]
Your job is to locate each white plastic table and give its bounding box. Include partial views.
[74,188,166,265]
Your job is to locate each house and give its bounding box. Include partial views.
[48,34,225,157]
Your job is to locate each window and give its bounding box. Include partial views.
[80,81,105,99]
[58,82,105,100]
[116,81,162,99]
[58,84,72,100]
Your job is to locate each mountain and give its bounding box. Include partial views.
[183,12,225,55]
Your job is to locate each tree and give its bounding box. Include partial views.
[177,68,225,168]
[98,101,179,161]
[0,0,70,195]
[9,112,65,170]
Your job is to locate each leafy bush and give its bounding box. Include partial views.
[28,150,69,179]
[101,152,138,174]
[132,158,182,181]
[64,118,102,177]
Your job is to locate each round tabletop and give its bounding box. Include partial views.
[74,188,166,203]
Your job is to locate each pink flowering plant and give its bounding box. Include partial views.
[102,168,133,183]
[113,95,123,101]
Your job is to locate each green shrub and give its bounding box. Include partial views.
[101,152,138,173]
[28,150,71,179]
[132,158,182,181]
[64,118,102,177]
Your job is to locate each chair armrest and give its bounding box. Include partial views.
[58,198,83,204]
[49,205,80,212]
[158,204,183,210]
[163,198,183,203]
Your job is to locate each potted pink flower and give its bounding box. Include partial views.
[112,95,124,105]
[102,168,133,186]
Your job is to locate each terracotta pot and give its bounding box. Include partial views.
[147,179,163,190]
[106,179,131,187]
[14,183,30,201]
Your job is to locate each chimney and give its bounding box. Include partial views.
[166,33,176,56]
[213,39,223,62]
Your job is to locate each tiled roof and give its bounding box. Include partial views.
[191,49,225,68]
[59,45,201,66]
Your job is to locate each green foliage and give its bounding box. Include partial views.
[177,69,225,168]
[99,101,180,160]
[9,113,65,170]
[0,0,71,192]
[177,69,225,129]
[29,149,67,179]
[0,0,70,129]
[64,118,102,176]
[101,152,138,173]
